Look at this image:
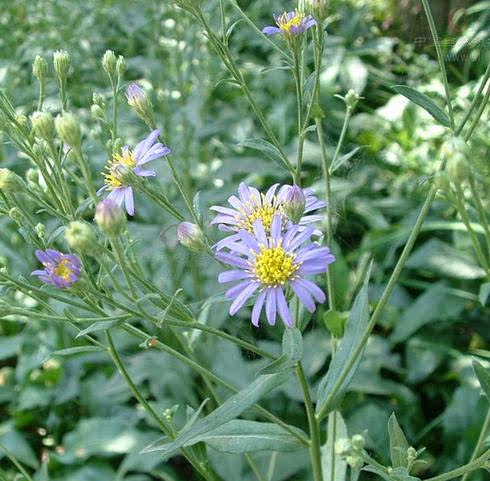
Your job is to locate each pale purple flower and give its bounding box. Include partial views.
[98,129,170,216]
[32,249,81,288]
[216,214,335,327]
[177,222,205,252]
[263,10,317,37]
[211,183,326,250]
[126,83,146,107]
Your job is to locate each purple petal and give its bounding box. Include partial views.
[137,144,170,165]
[215,252,249,269]
[124,187,135,216]
[226,280,253,300]
[218,270,251,283]
[251,290,267,327]
[295,246,332,264]
[252,220,268,246]
[270,214,282,243]
[214,233,242,251]
[295,278,326,304]
[227,195,245,211]
[133,129,160,160]
[276,288,294,327]
[287,225,315,252]
[262,26,281,36]
[291,280,316,313]
[265,183,280,203]
[134,168,156,177]
[265,288,277,326]
[229,282,259,315]
[238,229,260,252]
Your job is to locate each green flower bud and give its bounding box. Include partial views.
[116,55,127,77]
[53,50,71,82]
[65,221,97,254]
[31,111,55,141]
[345,455,364,470]
[91,104,105,120]
[177,222,206,252]
[0,168,23,193]
[92,92,106,108]
[26,168,39,185]
[335,438,352,456]
[441,137,468,184]
[307,0,329,21]
[95,199,126,237]
[55,113,81,148]
[8,207,23,224]
[126,83,155,126]
[15,114,29,131]
[35,223,46,240]
[102,50,117,78]
[32,55,48,81]
[345,89,361,110]
[351,434,365,450]
[407,446,417,463]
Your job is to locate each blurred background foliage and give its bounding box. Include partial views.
[0,0,489,480]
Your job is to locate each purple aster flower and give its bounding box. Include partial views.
[126,83,146,107]
[32,249,81,288]
[98,129,170,216]
[211,183,326,249]
[263,10,317,37]
[216,214,335,328]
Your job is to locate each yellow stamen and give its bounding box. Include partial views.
[253,245,298,286]
[54,258,73,282]
[276,10,305,34]
[102,150,136,189]
[236,194,283,233]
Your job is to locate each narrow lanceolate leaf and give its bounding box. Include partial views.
[388,413,410,468]
[75,319,127,338]
[330,147,361,174]
[479,282,490,306]
[322,411,347,481]
[316,265,372,416]
[51,346,106,357]
[473,360,490,402]
[258,328,303,375]
[363,466,420,481]
[392,85,450,127]
[142,371,291,455]
[239,138,290,172]
[191,420,306,454]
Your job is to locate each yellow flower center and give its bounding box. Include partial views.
[236,194,283,233]
[277,10,305,34]
[253,245,298,286]
[103,150,136,189]
[54,258,74,282]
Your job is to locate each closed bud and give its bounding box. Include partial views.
[32,55,48,81]
[307,0,329,21]
[35,223,46,240]
[442,138,468,184]
[0,168,23,193]
[345,455,364,470]
[53,50,70,81]
[91,104,105,120]
[351,434,365,450]
[65,221,97,254]
[92,93,106,108]
[31,111,55,141]
[8,207,22,224]
[95,199,126,237]
[177,222,206,252]
[283,184,306,223]
[26,168,39,185]
[55,113,81,148]
[102,50,117,77]
[126,83,154,125]
[345,89,361,110]
[15,114,29,131]
[116,55,127,77]
[407,446,417,463]
[335,438,352,456]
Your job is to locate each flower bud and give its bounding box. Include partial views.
[307,0,329,21]
[35,223,46,240]
[65,221,97,254]
[55,113,81,148]
[32,55,48,81]
[102,50,117,78]
[177,222,206,252]
[26,168,39,185]
[95,199,126,237]
[91,104,105,121]
[345,455,364,470]
[15,114,29,131]
[283,184,306,224]
[126,83,154,125]
[0,168,23,193]
[335,438,352,456]
[442,138,468,184]
[31,111,55,141]
[92,93,106,108]
[116,55,127,77]
[53,50,70,82]
[407,446,417,463]
[351,434,365,450]
[8,207,23,224]
[345,89,361,110]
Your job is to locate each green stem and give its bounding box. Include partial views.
[468,172,490,258]
[461,408,490,481]
[421,0,455,131]
[293,48,305,186]
[425,449,490,481]
[330,108,352,175]
[317,184,439,421]
[296,364,324,481]
[111,236,138,297]
[0,443,34,481]
[464,74,490,141]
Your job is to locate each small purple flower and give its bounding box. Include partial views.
[216,214,335,328]
[32,249,81,288]
[263,10,317,37]
[126,83,146,107]
[98,129,170,216]
[211,183,326,249]
[177,222,205,252]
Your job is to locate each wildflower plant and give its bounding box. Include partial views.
[0,2,489,481]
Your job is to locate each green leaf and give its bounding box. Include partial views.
[330,147,362,174]
[316,264,372,416]
[239,138,289,172]
[323,311,347,338]
[258,328,303,375]
[363,465,420,481]
[473,360,490,402]
[388,413,410,468]
[479,282,490,306]
[142,371,291,455]
[76,319,127,338]
[322,411,347,481]
[191,420,306,454]
[50,346,106,357]
[392,85,450,127]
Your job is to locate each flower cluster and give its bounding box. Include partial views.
[263,10,317,37]
[213,183,335,328]
[97,129,170,216]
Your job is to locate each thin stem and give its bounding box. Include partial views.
[111,236,138,297]
[468,172,490,257]
[461,407,490,481]
[293,48,305,186]
[425,449,490,481]
[464,75,490,141]
[317,184,439,421]
[0,444,34,481]
[296,364,324,481]
[421,0,455,131]
[456,62,490,136]
[329,108,352,175]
